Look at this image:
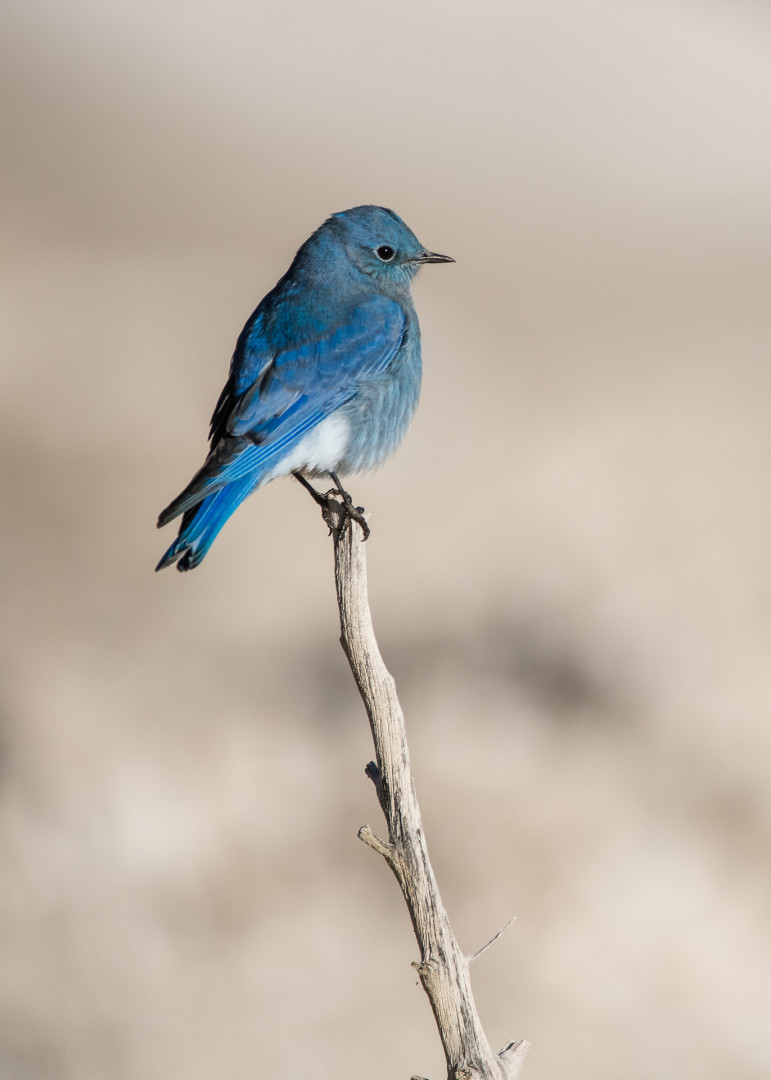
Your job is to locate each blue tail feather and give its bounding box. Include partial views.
[155,476,259,572]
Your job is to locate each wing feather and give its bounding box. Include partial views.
[157,296,405,526]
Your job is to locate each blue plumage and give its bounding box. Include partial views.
[156,205,453,571]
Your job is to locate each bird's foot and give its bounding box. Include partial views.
[326,489,370,540]
[328,472,370,540]
[293,471,370,540]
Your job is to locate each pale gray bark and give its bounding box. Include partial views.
[323,497,530,1080]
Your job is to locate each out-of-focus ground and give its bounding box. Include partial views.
[2,1,771,1078]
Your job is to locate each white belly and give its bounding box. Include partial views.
[264,412,351,481]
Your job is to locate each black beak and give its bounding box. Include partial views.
[416,250,455,264]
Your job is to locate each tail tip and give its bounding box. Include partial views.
[155,541,207,573]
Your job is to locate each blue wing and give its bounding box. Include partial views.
[158,294,406,526]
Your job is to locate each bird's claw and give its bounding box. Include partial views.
[343,501,371,540]
[322,487,370,540]
[293,470,370,540]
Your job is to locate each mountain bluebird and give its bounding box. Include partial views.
[156,205,453,571]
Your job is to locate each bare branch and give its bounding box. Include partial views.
[498,1041,531,1080]
[469,916,517,964]
[358,824,399,869]
[323,497,531,1080]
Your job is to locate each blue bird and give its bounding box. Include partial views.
[156,205,453,571]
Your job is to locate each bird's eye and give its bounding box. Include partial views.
[375,245,395,262]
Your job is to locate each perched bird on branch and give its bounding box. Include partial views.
[156,205,453,571]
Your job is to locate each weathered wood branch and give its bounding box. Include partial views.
[323,497,530,1080]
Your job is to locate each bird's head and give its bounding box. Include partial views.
[313,205,454,295]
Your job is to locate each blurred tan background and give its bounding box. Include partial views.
[2,1,771,1077]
